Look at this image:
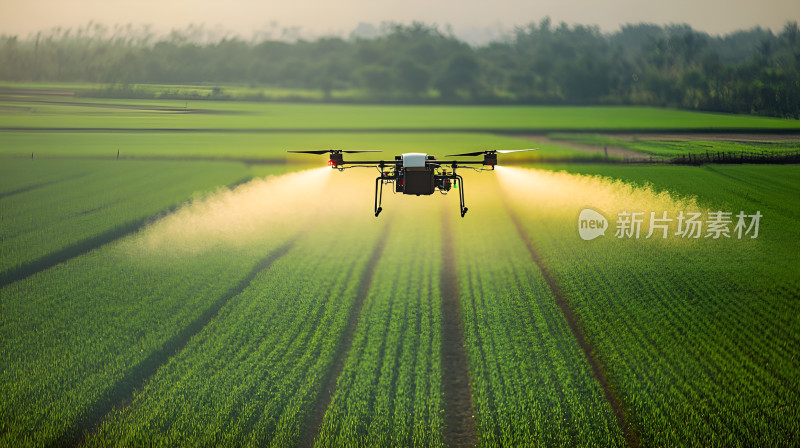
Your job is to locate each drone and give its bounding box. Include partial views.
[288,149,537,217]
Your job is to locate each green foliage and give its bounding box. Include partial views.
[357,65,394,94]
[0,219,293,446]
[2,96,799,131]
[1,21,798,116]
[85,223,385,446]
[0,159,252,274]
[436,53,481,99]
[0,130,588,161]
[550,133,800,157]
[1,105,798,447]
[505,164,800,446]
[393,57,430,96]
[315,205,443,447]
[453,190,626,446]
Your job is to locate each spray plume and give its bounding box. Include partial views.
[126,167,371,256]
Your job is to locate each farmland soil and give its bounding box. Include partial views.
[441,208,479,448]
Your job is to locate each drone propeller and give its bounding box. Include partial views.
[288,150,382,155]
[444,150,487,157]
[497,148,539,154]
[445,149,538,157]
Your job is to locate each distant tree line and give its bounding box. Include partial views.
[1,20,799,117]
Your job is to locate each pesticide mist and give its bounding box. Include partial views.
[125,167,362,256]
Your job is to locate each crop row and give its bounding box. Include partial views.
[314,199,444,447]
[501,165,800,446]
[0,238,289,445]
[86,219,385,446]
[0,131,581,161]
[0,158,252,273]
[0,167,335,446]
[3,97,799,130]
[451,181,625,447]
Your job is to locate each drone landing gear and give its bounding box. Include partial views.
[456,174,467,217]
[374,176,384,217]
[374,173,468,217]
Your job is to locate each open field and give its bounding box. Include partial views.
[549,133,800,158]
[2,93,800,131]
[0,132,588,162]
[499,165,799,446]
[0,159,284,282]
[1,94,799,447]
[0,81,370,101]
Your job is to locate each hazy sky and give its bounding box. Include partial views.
[2,0,798,42]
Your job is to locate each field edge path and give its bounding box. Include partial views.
[502,199,641,448]
[300,220,393,448]
[441,208,479,448]
[51,239,297,448]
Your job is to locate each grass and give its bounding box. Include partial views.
[316,202,444,447]
[550,133,800,157]
[453,185,625,446]
[500,164,800,446]
[86,219,385,447]
[0,159,272,275]
[1,227,290,446]
[2,95,800,130]
[1,94,798,447]
[0,131,588,161]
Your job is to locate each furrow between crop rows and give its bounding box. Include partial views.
[313,199,445,447]
[441,207,479,448]
[0,159,254,286]
[300,219,392,448]
[502,196,641,448]
[1,204,182,288]
[453,175,625,447]
[82,215,388,446]
[498,165,800,446]
[58,239,297,447]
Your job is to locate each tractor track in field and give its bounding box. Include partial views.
[441,208,479,448]
[300,219,392,448]
[0,176,251,289]
[502,199,641,448]
[50,238,297,448]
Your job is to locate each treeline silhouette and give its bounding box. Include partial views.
[1,20,798,117]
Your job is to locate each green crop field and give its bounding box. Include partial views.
[1,94,798,447]
[0,132,587,162]
[550,133,800,158]
[3,92,800,131]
